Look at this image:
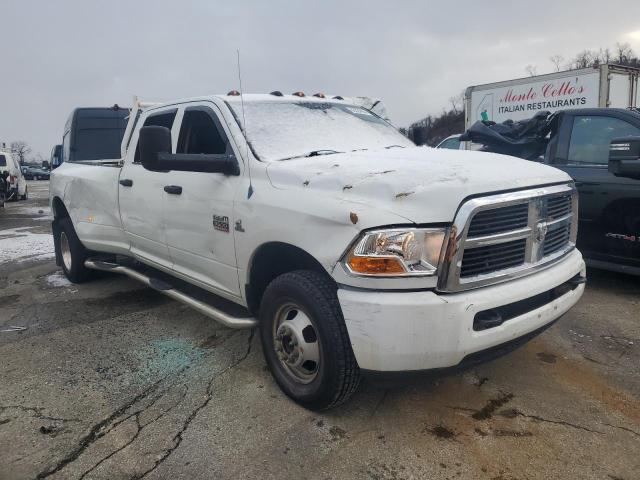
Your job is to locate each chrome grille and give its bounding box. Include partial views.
[461,238,527,277]
[543,224,571,256]
[546,195,572,220]
[438,184,578,292]
[467,203,529,237]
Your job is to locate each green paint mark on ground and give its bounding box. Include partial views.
[137,337,205,380]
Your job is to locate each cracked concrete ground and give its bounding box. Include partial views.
[1,182,639,480]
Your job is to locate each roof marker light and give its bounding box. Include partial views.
[292,91,306,97]
[270,91,284,96]
[227,90,241,96]
[313,93,326,98]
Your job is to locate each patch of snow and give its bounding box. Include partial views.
[46,272,72,287]
[228,101,412,162]
[0,227,55,264]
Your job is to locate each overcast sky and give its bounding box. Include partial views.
[1,0,639,158]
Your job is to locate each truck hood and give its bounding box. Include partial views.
[266,146,572,223]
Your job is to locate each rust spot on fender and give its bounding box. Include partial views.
[350,212,359,224]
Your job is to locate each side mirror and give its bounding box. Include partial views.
[139,126,172,171]
[138,125,239,175]
[609,136,640,180]
[51,144,63,170]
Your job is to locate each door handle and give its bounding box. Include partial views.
[164,185,183,195]
[119,179,133,187]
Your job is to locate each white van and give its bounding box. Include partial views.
[0,151,28,201]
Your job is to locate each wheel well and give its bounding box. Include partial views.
[52,197,70,221]
[246,242,331,315]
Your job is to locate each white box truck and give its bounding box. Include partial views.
[464,64,639,130]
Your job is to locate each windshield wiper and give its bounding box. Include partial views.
[308,149,342,157]
[278,150,343,161]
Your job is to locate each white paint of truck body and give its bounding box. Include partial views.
[340,249,584,371]
[50,94,583,371]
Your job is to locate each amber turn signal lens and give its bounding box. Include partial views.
[347,255,405,274]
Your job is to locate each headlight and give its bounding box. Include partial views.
[344,228,447,277]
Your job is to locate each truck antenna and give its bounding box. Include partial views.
[237,49,253,199]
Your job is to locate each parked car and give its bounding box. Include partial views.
[436,134,483,151]
[0,151,28,201]
[0,172,7,208]
[50,93,585,409]
[23,166,50,180]
[462,107,640,276]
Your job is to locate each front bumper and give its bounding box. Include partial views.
[338,249,585,372]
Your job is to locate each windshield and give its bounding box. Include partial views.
[230,101,413,161]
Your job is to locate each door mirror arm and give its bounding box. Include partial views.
[156,153,240,175]
[138,125,240,175]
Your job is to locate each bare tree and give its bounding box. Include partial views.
[449,91,464,114]
[525,64,538,77]
[549,54,564,72]
[597,47,611,65]
[10,141,31,164]
[571,50,597,69]
[614,42,634,65]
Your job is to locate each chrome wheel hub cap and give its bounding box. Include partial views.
[60,231,72,271]
[273,304,320,384]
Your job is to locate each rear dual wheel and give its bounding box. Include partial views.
[259,270,360,410]
[53,217,93,283]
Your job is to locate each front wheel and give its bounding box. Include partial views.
[53,217,93,283]
[259,270,360,410]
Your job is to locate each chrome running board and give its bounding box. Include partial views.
[84,260,257,329]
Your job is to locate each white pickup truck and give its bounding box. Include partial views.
[50,93,586,410]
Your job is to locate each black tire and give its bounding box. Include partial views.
[53,217,93,283]
[20,186,27,200]
[259,270,360,410]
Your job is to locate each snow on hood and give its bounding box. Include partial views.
[266,146,572,224]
